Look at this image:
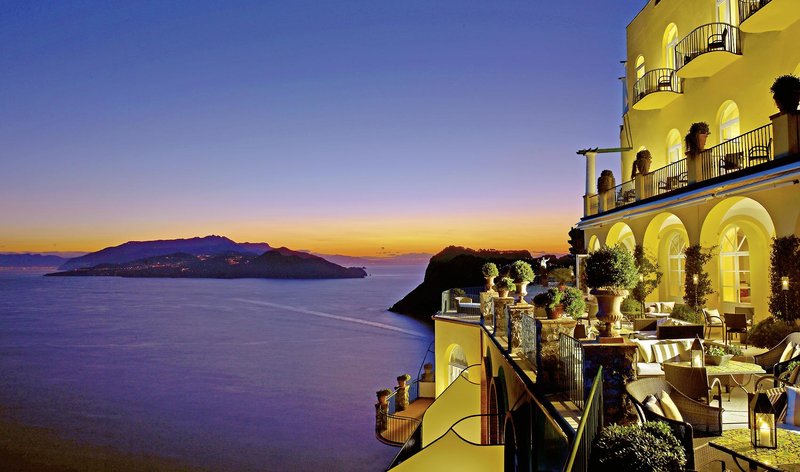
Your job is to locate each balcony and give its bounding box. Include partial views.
[584,124,776,218]
[739,0,800,33]
[632,69,682,111]
[675,23,741,78]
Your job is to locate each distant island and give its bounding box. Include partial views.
[45,236,366,279]
[0,253,68,268]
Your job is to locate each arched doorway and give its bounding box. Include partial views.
[504,417,518,472]
[606,222,636,252]
[447,344,468,385]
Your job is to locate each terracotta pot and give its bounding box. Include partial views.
[697,133,709,152]
[635,157,651,175]
[546,304,564,320]
[591,288,627,337]
[516,281,529,305]
[499,289,509,298]
[485,276,496,291]
[597,170,616,193]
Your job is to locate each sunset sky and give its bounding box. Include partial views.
[1,1,644,256]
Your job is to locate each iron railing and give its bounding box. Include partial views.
[739,0,772,25]
[521,313,538,368]
[632,68,681,106]
[698,123,773,181]
[675,23,741,70]
[609,179,635,211]
[584,193,598,217]
[563,367,604,472]
[377,380,423,446]
[559,334,585,410]
[439,287,484,322]
[642,157,688,199]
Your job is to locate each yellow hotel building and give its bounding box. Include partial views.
[377,1,800,471]
[578,0,800,319]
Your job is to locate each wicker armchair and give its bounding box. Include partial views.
[627,378,724,471]
[753,332,800,375]
[663,363,724,407]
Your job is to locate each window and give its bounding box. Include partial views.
[716,0,733,24]
[635,56,646,81]
[664,25,679,70]
[719,101,740,142]
[667,233,686,298]
[720,225,751,303]
[667,129,682,163]
[448,345,467,385]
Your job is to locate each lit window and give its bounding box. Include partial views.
[716,0,733,24]
[667,129,682,163]
[719,101,740,142]
[448,345,467,385]
[664,25,679,70]
[667,233,686,298]
[720,226,750,304]
[635,56,646,81]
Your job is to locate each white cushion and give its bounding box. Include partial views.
[637,363,665,377]
[660,391,683,422]
[793,344,800,360]
[653,341,685,364]
[780,342,795,363]
[661,302,675,313]
[633,339,661,363]
[649,302,661,313]
[703,308,721,321]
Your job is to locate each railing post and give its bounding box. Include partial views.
[598,188,612,213]
[771,112,800,159]
[395,376,409,412]
[634,174,644,201]
[686,152,700,184]
[375,393,389,433]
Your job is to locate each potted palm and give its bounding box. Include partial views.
[482,262,499,291]
[585,246,638,337]
[511,260,535,305]
[495,277,515,298]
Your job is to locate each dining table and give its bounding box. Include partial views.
[709,428,800,471]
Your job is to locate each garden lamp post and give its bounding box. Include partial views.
[639,273,645,314]
[693,274,699,307]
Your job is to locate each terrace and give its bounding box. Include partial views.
[739,0,800,33]
[675,23,741,79]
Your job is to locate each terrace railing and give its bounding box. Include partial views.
[642,157,688,199]
[739,0,772,24]
[559,334,585,410]
[698,123,773,181]
[675,23,741,70]
[584,193,599,217]
[520,313,538,368]
[563,367,604,472]
[632,68,681,106]
[439,287,484,323]
[377,379,423,446]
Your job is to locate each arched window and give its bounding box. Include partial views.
[719,101,740,143]
[667,129,682,163]
[635,55,646,81]
[663,25,679,70]
[448,345,467,385]
[716,0,734,24]
[720,225,751,303]
[667,233,686,298]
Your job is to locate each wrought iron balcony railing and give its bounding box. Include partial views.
[739,0,772,24]
[675,23,741,71]
[632,68,681,107]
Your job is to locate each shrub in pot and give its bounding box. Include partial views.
[631,149,652,178]
[550,267,574,287]
[561,286,586,319]
[482,262,499,291]
[684,122,710,155]
[511,260,535,304]
[590,421,686,471]
[495,277,516,298]
[585,245,638,336]
[771,74,800,114]
[620,296,642,318]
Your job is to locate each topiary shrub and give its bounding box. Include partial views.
[495,277,516,293]
[590,421,686,472]
[561,287,586,318]
[749,317,800,349]
[684,245,714,310]
[585,245,638,294]
[482,262,499,278]
[511,260,535,283]
[632,245,662,309]
[769,236,800,323]
[620,296,642,317]
[671,304,703,324]
[771,74,800,114]
[550,267,574,285]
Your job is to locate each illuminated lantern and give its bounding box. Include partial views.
[750,389,778,449]
[690,336,704,368]
[692,274,699,285]
[782,276,789,291]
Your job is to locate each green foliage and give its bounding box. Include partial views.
[495,277,516,292]
[590,421,686,472]
[532,292,549,307]
[376,388,393,397]
[705,345,726,357]
[584,245,638,293]
[632,245,663,306]
[620,296,642,316]
[684,245,714,310]
[561,287,586,318]
[481,262,499,278]
[748,317,799,349]
[782,361,800,381]
[671,304,703,324]
[769,236,800,323]
[550,267,574,285]
[397,373,411,382]
[511,260,535,283]
[541,288,563,309]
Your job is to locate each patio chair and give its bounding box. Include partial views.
[664,363,725,407]
[748,137,772,165]
[627,378,724,470]
[657,72,673,90]
[719,152,743,173]
[708,27,728,51]
[703,308,725,340]
[754,332,800,375]
[723,313,748,347]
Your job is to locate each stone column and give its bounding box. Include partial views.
[583,342,639,426]
[536,318,578,391]
[480,290,497,325]
[396,376,409,412]
[508,304,537,352]
[585,151,597,196]
[492,297,515,337]
[771,112,800,159]
[375,393,389,433]
[634,173,644,200]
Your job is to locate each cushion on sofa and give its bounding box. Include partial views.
[643,394,664,417]
[653,341,685,363]
[780,342,795,363]
[661,302,675,313]
[786,386,800,427]
[637,362,665,377]
[660,391,683,422]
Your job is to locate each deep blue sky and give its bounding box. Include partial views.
[1,0,645,255]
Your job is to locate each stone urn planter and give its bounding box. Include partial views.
[516,281,529,305]
[597,170,616,193]
[376,389,392,405]
[633,149,652,177]
[498,289,510,298]
[485,276,496,291]
[591,289,627,337]
[686,122,711,155]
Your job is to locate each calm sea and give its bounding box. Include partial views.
[0,265,433,471]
